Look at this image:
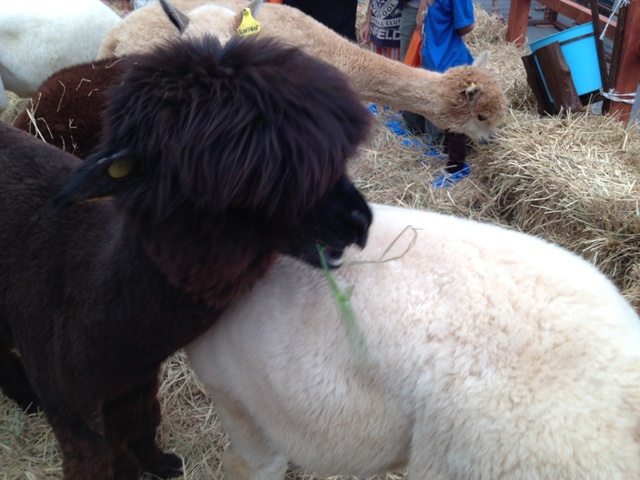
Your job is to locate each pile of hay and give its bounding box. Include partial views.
[478,109,640,309]
[353,108,640,311]
[352,5,640,310]
[0,92,29,126]
[2,4,640,480]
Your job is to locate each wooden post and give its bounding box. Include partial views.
[507,0,532,48]
[608,4,628,86]
[602,0,640,124]
[535,41,583,113]
[522,53,556,115]
[589,0,610,92]
[507,0,618,47]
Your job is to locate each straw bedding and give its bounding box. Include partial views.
[1,4,639,479]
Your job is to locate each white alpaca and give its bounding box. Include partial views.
[0,0,121,111]
[186,203,640,480]
[98,0,507,142]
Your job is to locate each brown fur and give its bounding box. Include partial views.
[13,58,128,159]
[98,0,508,141]
[0,35,372,480]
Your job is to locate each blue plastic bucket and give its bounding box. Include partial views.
[529,22,602,99]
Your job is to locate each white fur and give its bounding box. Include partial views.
[186,203,640,479]
[0,0,121,109]
[181,4,237,44]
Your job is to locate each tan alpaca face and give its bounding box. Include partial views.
[461,116,496,143]
[414,65,506,142]
[459,82,507,143]
[446,53,507,143]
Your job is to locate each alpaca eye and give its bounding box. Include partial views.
[477,114,487,122]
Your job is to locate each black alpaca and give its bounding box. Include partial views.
[0,35,371,480]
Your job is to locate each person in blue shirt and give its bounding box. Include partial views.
[421,0,475,187]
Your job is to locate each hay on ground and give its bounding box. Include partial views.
[0,92,29,126]
[2,5,640,480]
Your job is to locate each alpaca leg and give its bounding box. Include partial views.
[103,377,183,479]
[44,405,116,480]
[407,455,449,480]
[406,419,450,480]
[223,449,288,480]
[212,388,288,480]
[0,327,39,413]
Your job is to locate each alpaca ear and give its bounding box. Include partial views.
[472,51,490,70]
[464,83,484,105]
[160,0,190,34]
[52,151,138,211]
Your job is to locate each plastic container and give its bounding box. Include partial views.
[529,22,602,98]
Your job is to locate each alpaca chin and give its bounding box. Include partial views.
[288,176,372,269]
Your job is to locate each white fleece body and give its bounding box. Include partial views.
[0,0,121,109]
[187,203,640,480]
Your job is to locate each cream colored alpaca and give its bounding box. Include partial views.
[0,0,121,111]
[98,0,507,142]
[186,203,640,480]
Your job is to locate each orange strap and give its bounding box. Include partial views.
[403,28,422,67]
[265,0,283,3]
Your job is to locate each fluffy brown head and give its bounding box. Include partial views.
[55,35,373,300]
[84,35,370,221]
[439,54,507,142]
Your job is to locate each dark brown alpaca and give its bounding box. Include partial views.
[0,35,372,480]
[13,58,128,159]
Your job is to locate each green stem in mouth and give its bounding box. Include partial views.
[316,244,373,368]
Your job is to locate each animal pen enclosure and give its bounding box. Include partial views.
[3,2,640,479]
[506,0,640,124]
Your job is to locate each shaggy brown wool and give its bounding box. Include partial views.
[0,34,371,480]
[13,58,129,159]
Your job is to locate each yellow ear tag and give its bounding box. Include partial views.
[237,8,260,36]
[108,158,132,179]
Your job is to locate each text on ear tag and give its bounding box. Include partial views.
[238,8,260,36]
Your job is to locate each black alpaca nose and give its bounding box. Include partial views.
[351,209,371,249]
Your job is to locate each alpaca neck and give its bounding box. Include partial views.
[260,6,449,128]
[296,33,449,128]
[134,214,276,309]
[149,242,276,309]
[343,50,447,120]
